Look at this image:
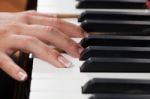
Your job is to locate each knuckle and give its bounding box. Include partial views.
[44,26,57,33]
[26,36,38,44]
[20,13,32,23]
[49,49,60,58]
[21,36,38,46]
[43,46,51,54]
[42,46,59,59]
[45,47,58,55]
[51,49,59,55]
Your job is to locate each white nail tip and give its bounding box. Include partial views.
[58,56,72,68]
[65,62,72,68]
[18,72,27,81]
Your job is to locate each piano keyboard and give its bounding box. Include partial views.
[30,0,150,99]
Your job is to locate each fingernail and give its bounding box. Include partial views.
[78,48,84,55]
[58,56,72,68]
[18,72,27,81]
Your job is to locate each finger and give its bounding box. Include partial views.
[26,15,86,37]
[16,24,83,58]
[9,35,71,68]
[0,52,27,81]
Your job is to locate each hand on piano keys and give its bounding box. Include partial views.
[2,0,150,99]
[0,10,86,81]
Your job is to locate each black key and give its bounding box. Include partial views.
[76,0,148,9]
[80,35,150,48]
[80,46,150,60]
[79,11,150,22]
[80,57,150,72]
[90,94,150,99]
[81,20,150,33]
[82,78,150,94]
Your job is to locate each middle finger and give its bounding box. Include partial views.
[26,15,86,37]
[15,24,84,58]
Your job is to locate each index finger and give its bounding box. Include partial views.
[26,15,86,37]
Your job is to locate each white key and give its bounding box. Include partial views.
[37,0,150,14]
[37,0,82,14]
[30,92,92,99]
[31,54,150,92]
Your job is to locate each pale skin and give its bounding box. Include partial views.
[0,11,85,81]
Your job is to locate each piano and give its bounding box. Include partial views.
[1,0,150,99]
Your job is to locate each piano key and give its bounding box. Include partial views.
[31,74,150,92]
[80,46,150,60]
[81,20,150,33]
[31,73,148,92]
[80,57,150,72]
[82,78,150,94]
[76,0,148,9]
[37,0,82,14]
[91,94,150,99]
[31,79,85,92]
[78,10,150,22]
[80,35,150,48]
[30,92,92,99]
[30,93,150,99]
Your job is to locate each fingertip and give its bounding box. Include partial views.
[57,55,72,68]
[17,71,28,81]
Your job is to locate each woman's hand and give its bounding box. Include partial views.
[0,11,85,81]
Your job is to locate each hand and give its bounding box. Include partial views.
[0,11,85,81]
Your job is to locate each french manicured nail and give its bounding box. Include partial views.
[18,72,27,81]
[58,56,72,68]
